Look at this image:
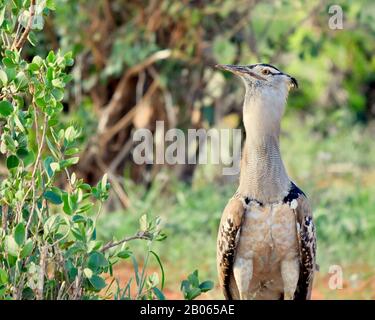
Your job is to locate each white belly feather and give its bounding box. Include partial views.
[232,200,300,299]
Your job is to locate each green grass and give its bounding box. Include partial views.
[97,113,375,297]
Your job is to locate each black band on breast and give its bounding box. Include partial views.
[244,197,263,206]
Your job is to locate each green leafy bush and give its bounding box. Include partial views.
[181,270,214,300]
[0,0,213,300]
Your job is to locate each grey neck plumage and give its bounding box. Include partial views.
[237,87,291,204]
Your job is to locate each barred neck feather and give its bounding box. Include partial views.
[237,85,290,203]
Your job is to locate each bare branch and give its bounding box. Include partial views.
[101,231,152,252]
[12,0,36,51]
[35,245,47,300]
[1,204,7,235]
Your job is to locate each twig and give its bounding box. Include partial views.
[36,245,47,300]
[1,204,7,234]
[25,113,48,235]
[12,0,36,51]
[56,281,66,300]
[72,268,83,300]
[101,231,152,252]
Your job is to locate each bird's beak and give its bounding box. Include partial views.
[215,64,248,75]
[215,64,266,81]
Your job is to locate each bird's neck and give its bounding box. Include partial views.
[237,94,290,203]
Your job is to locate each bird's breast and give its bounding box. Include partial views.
[237,200,299,273]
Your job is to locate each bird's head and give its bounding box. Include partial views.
[216,63,298,133]
[216,63,298,94]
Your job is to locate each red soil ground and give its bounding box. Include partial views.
[104,262,375,300]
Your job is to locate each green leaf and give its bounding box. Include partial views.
[28,62,40,72]
[131,255,140,286]
[16,148,29,159]
[46,67,53,81]
[88,251,108,271]
[5,67,16,82]
[83,267,93,279]
[4,235,19,257]
[15,71,28,89]
[51,88,64,101]
[5,50,16,60]
[150,251,165,289]
[79,183,91,191]
[44,190,62,204]
[188,270,200,288]
[101,174,108,192]
[65,147,79,156]
[27,31,37,46]
[35,97,46,108]
[89,274,106,291]
[48,116,59,127]
[64,126,77,141]
[6,155,19,169]
[46,51,56,64]
[23,150,35,167]
[60,157,79,168]
[62,193,73,215]
[52,78,64,88]
[72,214,86,223]
[44,156,54,178]
[2,57,15,68]
[87,240,102,252]
[0,69,8,85]
[14,115,25,132]
[46,136,59,158]
[199,280,214,292]
[64,51,74,66]
[152,287,166,300]
[50,162,60,172]
[139,214,147,232]
[0,100,13,116]
[32,56,43,66]
[4,135,16,152]
[46,0,56,10]
[187,287,201,300]
[0,6,5,27]
[14,222,26,246]
[76,203,94,214]
[117,250,132,259]
[0,269,8,285]
[20,239,34,259]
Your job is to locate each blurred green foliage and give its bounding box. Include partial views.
[0,0,374,299]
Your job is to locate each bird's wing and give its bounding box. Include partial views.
[217,196,245,300]
[292,192,317,300]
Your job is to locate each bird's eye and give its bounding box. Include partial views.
[262,69,270,75]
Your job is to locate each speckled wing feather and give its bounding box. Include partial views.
[216,196,245,300]
[292,191,317,300]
